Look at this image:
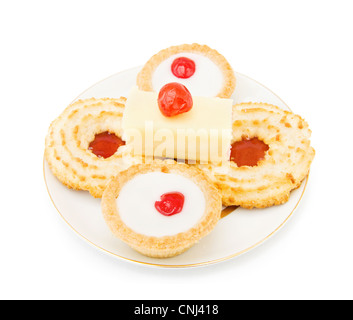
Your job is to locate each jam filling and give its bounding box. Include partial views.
[155,192,185,216]
[88,131,125,159]
[230,137,269,167]
[171,57,196,79]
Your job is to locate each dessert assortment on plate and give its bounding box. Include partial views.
[45,43,315,258]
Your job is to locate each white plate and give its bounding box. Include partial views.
[44,67,308,268]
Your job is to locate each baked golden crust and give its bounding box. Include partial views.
[136,43,236,98]
[45,97,141,198]
[196,102,315,209]
[101,162,222,258]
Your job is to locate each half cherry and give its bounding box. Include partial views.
[155,192,185,216]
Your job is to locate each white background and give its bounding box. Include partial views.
[1,0,352,300]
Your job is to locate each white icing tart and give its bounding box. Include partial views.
[101,162,222,258]
[136,43,236,99]
[151,52,224,97]
[117,172,206,237]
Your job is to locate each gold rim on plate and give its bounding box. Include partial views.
[43,69,309,268]
[43,159,308,268]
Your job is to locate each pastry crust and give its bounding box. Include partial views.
[136,43,236,98]
[45,97,141,198]
[196,102,315,209]
[101,162,222,258]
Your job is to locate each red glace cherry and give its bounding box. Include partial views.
[155,192,185,216]
[157,82,193,117]
[171,57,196,79]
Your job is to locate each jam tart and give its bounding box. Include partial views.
[45,97,140,198]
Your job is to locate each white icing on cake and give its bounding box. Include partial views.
[151,53,224,97]
[116,172,206,237]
